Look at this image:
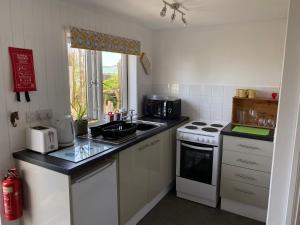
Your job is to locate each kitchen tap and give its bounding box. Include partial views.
[128,109,137,124]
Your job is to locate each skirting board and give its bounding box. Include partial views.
[125,182,174,225]
[177,192,217,208]
[221,198,267,222]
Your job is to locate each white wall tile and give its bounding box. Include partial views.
[153,83,279,122]
[199,109,211,120]
[212,85,224,97]
[202,85,212,96]
[212,109,223,121]
[153,84,169,96]
[178,84,189,97]
[189,84,203,96]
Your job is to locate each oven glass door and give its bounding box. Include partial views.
[180,141,214,185]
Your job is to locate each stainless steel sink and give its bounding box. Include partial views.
[83,120,164,145]
[133,123,159,131]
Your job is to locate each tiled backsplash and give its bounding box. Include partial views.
[152,84,280,122]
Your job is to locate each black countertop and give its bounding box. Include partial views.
[221,123,274,142]
[13,117,189,175]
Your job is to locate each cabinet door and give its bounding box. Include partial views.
[119,142,150,225]
[160,130,173,188]
[148,130,173,201]
[71,160,118,225]
[148,135,162,200]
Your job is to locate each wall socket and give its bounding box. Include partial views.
[26,109,53,123]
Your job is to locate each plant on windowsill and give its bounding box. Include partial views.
[72,103,88,136]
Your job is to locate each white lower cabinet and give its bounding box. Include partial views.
[71,159,118,225]
[119,130,175,225]
[15,125,183,225]
[220,135,274,222]
[119,140,151,225]
[17,157,119,225]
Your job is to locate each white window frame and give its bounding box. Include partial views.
[66,37,128,126]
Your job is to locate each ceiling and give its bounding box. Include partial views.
[66,0,289,30]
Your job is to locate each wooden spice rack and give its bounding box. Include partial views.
[231,97,279,129]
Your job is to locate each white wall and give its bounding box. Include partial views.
[0,1,152,224]
[153,19,286,86]
[152,19,286,121]
[267,0,300,224]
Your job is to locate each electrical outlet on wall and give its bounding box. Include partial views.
[38,109,53,121]
[26,109,53,123]
[26,111,39,123]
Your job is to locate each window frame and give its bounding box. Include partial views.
[66,37,128,126]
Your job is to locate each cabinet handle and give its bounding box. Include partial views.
[138,144,149,151]
[236,158,259,165]
[235,174,256,181]
[150,139,160,146]
[238,144,261,151]
[234,188,255,195]
[74,160,114,183]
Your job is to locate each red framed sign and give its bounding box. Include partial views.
[9,47,37,92]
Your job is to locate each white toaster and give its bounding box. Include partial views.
[26,126,58,154]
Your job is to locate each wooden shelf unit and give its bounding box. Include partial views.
[231,97,279,129]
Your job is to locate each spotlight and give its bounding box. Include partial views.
[160,4,167,17]
[182,15,187,26]
[171,10,176,22]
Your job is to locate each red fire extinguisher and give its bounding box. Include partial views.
[2,169,23,221]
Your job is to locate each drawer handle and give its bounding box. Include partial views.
[236,158,259,165]
[150,139,160,146]
[238,144,261,151]
[138,144,150,151]
[235,174,256,181]
[234,188,255,195]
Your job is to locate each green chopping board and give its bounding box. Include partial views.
[232,126,270,136]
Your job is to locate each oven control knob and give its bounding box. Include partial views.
[207,139,211,144]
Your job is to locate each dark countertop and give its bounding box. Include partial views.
[221,123,274,142]
[13,116,189,175]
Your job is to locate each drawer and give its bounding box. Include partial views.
[221,164,270,188]
[223,136,273,157]
[221,179,269,209]
[222,150,272,173]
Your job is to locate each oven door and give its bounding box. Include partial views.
[177,141,216,185]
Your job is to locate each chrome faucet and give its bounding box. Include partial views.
[128,109,136,124]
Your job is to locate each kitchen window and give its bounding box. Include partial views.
[67,41,128,124]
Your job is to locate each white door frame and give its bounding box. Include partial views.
[291,104,300,225]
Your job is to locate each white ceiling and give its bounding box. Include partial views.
[66,0,289,30]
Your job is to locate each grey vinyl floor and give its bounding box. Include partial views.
[138,191,265,225]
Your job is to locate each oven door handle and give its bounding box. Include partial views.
[181,143,213,151]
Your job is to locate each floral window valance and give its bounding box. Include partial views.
[70,27,141,56]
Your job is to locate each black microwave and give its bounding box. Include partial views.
[143,95,181,119]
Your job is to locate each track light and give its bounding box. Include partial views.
[160,4,167,17]
[160,1,188,26]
